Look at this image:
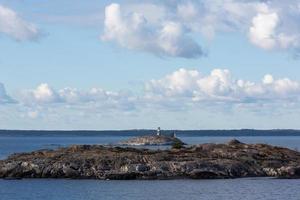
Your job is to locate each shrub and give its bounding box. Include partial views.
[172,141,183,149]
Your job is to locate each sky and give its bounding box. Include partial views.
[1,0,300,130]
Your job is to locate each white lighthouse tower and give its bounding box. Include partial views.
[156,127,161,136]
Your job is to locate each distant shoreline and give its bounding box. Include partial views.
[1,129,300,137]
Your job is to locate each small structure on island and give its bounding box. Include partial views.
[119,127,185,146]
[157,127,161,136]
[171,131,176,138]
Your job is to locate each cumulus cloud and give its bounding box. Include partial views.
[19,69,300,110]
[101,1,300,56]
[179,0,300,52]
[32,83,61,103]
[0,83,15,104]
[248,3,300,50]
[145,68,300,104]
[249,9,279,50]
[0,5,40,41]
[145,68,201,98]
[21,83,137,111]
[1,68,300,125]
[102,3,203,58]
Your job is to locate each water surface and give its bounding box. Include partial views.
[0,178,299,200]
[1,131,300,200]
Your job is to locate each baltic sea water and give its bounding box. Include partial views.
[0,131,300,200]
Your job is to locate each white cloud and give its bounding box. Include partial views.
[0,5,41,41]
[0,82,15,104]
[101,3,203,58]
[21,83,137,111]
[145,68,201,97]
[32,83,61,103]
[101,1,300,56]
[2,68,300,117]
[248,3,300,50]
[145,68,300,104]
[263,74,274,85]
[2,68,300,129]
[249,10,279,50]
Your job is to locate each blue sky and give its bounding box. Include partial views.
[1,0,300,130]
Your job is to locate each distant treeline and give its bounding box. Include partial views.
[0,129,300,137]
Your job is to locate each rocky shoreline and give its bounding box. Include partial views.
[1,139,300,180]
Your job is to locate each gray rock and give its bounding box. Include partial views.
[119,135,185,146]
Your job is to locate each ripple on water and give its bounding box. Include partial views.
[0,178,300,200]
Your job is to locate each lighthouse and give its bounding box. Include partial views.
[156,127,161,136]
[172,131,176,138]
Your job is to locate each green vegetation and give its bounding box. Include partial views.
[172,141,184,149]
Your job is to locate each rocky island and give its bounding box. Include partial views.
[1,139,300,180]
[119,127,184,146]
[119,135,185,146]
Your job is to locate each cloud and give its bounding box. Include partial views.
[17,69,300,112]
[0,68,298,119]
[248,4,300,51]
[0,83,16,104]
[179,0,300,52]
[21,83,137,111]
[145,68,201,97]
[2,68,300,129]
[101,1,300,56]
[249,8,279,50]
[101,3,203,58]
[145,68,300,104]
[32,83,61,103]
[0,5,41,41]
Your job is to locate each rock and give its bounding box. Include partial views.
[0,140,300,180]
[189,169,228,179]
[119,135,185,146]
[228,139,244,145]
[135,164,150,172]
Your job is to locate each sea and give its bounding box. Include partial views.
[0,130,300,200]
